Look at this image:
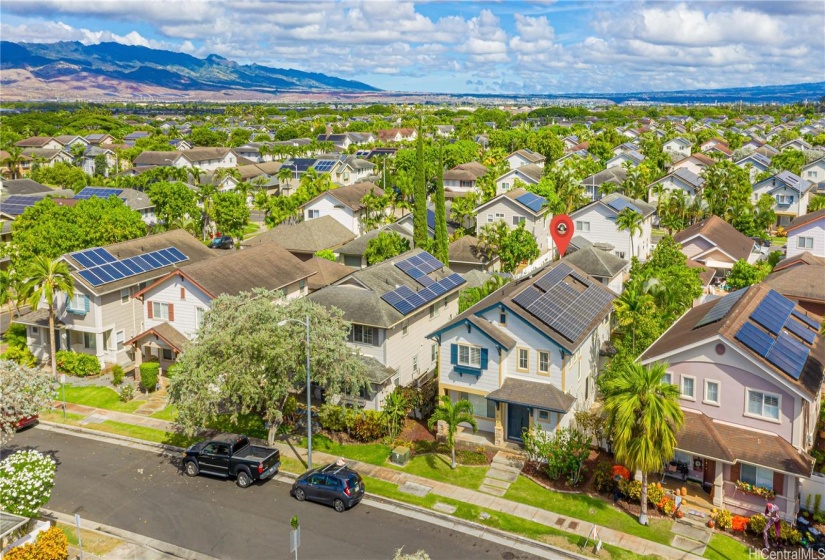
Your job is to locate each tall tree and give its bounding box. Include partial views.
[616,208,644,258]
[169,291,368,445]
[433,147,449,265]
[604,361,684,525]
[212,192,250,244]
[148,181,199,229]
[20,256,75,377]
[2,147,25,180]
[413,118,429,248]
[428,395,477,469]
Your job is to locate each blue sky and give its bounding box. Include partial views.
[1,1,823,94]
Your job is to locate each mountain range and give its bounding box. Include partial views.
[0,41,380,101]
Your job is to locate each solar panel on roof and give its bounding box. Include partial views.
[417,275,435,287]
[515,192,546,213]
[78,269,104,287]
[71,252,98,269]
[405,266,425,279]
[92,248,117,264]
[766,331,809,380]
[535,263,572,292]
[513,286,542,311]
[793,309,821,331]
[695,288,747,328]
[750,289,795,335]
[418,253,443,274]
[74,187,123,200]
[381,290,416,315]
[406,292,427,308]
[394,285,416,300]
[408,255,425,266]
[606,198,640,214]
[313,160,336,172]
[734,322,774,358]
[784,316,816,345]
[76,247,188,288]
[396,260,416,272]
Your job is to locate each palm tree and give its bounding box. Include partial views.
[187,165,205,186]
[21,256,75,377]
[603,361,684,525]
[0,268,21,320]
[613,286,654,355]
[428,394,478,469]
[277,165,294,193]
[616,208,644,259]
[2,147,25,180]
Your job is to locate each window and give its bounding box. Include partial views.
[307,209,320,219]
[663,372,672,385]
[83,332,96,350]
[32,327,39,334]
[740,464,774,491]
[349,324,375,345]
[69,293,89,313]
[412,355,418,372]
[429,303,438,319]
[809,171,818,178]
[576,221,591,232]
[797,236,814,249]
[121,288,130,304]
[680,376,695,400]
[195,307,205,329]
[538,410,550,421]
[459,392,496,419]
[180,287,186,300]
[431,343,437,363]
[495,212,505,222]
[162,348,173,361]
[517,348,529,372]
[116,330,125,352]
[538,351,550,375]
[152,302,170,320]
[501,182,510,191]
[704,380,720,405]
[299,280,306,295]
[747,390,780,420]
[775,194,793,205]
[487,213,493,223]
[458,344,481,367]
[499,310,506,325]
[512,216,525,226]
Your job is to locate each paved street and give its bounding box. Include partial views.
[8,428,535,560]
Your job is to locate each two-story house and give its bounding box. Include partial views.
[427,261,615,447]
[376,128,417,143]
[301,182,386,236]
[673,215,761,279]
[671,154,715,176]
[241,215,356,260]
[735,153,772,182]
[562,246,628,295]
[179,148,238,172]
[647,168,705,203]
[802,158,825,185]
[569,193,655,261]
[581,167,627,202]
[16,230,216,368]
[605,150,644,169]
[308,249,466,409]
[506,149,545,171]
[128,242,316,369]
[74,187,156,225]
[752,171,813,228]
[476,188,551,255]
[14,137,64,150]
[786,209,825,260]
[443,162,488,198]
[663,137,692,159]
[495,164,543,196]
[639,286,824,521]
[331,155,375,186]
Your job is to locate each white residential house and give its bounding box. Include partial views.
[302,182,386,236]
[20,149,72,167]
[178,148,238,172]
[672,215,762,279]
[780,140,812,152]
[569,193,656,261]
[308,249,466,410]
[15,137,65,150]
[581,167,627,202]
[505,149,545,171]
[663,137,692,159]
[80,146,117,177]
[786,209,825,260]
[443,162,488,198]
[476,187,552,255]
[605,150,644,169]
[495,164,543,196]
[671,154,716,176]
[802,158,825,184]
[752,171,814,228]
[427,260,615,447]
[128,242,315,369]
[331,155,375,186]
[647,168,704,203]
[735,153,772,182]
[15,230,216,369]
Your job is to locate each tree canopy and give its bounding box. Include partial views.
[0,360,55,445]
[365,230,411,266]
[212,191,250,241]
[148,181,199,228]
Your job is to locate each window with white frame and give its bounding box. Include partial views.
[120,288,130,304]
[501,182,510,191]
[307,209,320,219]
[576,221,591,232]
[808,170,818,178]
[680,376,695,399]
[538,351,550,375]
[457,344,481,368]
[487,213,493,223]
[195,307,205,329]
[116,330,125,352]
[747,390,780,420]
[797,236,814,249]
[495,212,505,221]
[412,355,418,372]
[775,194,793,204]
[459,392,496,419]
[517,348,529,371]
[704,380,720,405]
[512,216,525,226]
[740,464,774,491]
[70,293,88,312]
[83,332,96,350]
[431,343,437,363]
[429,303,438,319]
[663,372,672,385]
[349,324,375,345]
[152,302,170,320]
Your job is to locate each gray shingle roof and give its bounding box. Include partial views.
[305,182,383,212]
[562,246,628,279]
[487,378,576,413]
[241,215,356,253]
[0,179,51,197]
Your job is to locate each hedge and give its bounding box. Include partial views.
[139,362,160,391]
[55,351,100,377]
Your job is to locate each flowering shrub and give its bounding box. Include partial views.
[4,526,68,560]
[647,483,665,508]
[780,521,802,545]
[735,480,776,499]
[0,450,57,517]
[714,509,733,530]
[619,479,642,502]
[1,360,55,445]
[731,516,749,532]
[748,514,767,534]
[612,465,631,480]
[660,497,676,516]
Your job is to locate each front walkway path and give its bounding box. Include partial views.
[51,404,704,560]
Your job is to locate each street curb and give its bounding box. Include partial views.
[41,509,220,560]
[38,420,187,455]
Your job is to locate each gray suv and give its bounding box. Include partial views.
[290,461,365,512]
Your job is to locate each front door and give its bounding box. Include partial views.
[703,459,716,487]
[507,404,530,441]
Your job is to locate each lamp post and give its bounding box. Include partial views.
[277,315,312,469]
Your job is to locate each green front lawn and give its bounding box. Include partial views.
[206,413,268,440]
[150,405,178,422]
[302,434,392,465]
[703,533,751,560]
[39,410,198,447]
[388,453,488,490]
[62,385,142,413]
[504,475,674,545]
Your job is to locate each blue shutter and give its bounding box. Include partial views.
[790,196,795,203]
[480,348,489,370]
[83,295,90,312]
[450,344,458,365]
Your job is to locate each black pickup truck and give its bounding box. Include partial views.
[183,433,280,488]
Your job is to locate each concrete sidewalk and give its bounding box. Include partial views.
[52,404,703,560]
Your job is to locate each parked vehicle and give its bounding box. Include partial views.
[209,235,234,249]
[183,434,280,488]
[16,415,39,430]
[290,459,364,512]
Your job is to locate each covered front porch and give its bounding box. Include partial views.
[126,322,187,373]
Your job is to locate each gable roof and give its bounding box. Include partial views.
[133,151,182,166]
[772,251,825,272]
[303,257,356,292]
[562,246,628,278]
[180,147,236,163]
[305,182,383,212]
[763,264,825,304]
[639,285,825,401]
[0,178,51,197]
[448,235,493,265]
[787,208,825,232]
[577,192,655,218]
[335,223,412,257]
[507,149,545,164]
[580,167,626,187]
[14,136,55,148]
[670,167,705,189]
[673,215,757,262]
[477,187,547,216]
[444,161,488,182]
[240,215,356,253]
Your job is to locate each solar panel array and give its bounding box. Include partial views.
[0,195,45,216]
[606,197,641,214]
[515,192,546,213]
[76,247,188,288]
[733,289,820,382]
[70,247,118,268]
[313,160,336,173]
[694,288,747,329]
[74,187,123,200]
[513,263,614,342]
[380,273,465,315]
[395,252,444,285]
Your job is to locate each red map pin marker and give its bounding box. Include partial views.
[550,214,574,257]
